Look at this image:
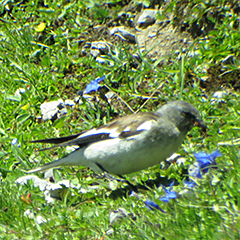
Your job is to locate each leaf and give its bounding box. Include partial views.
[217,138,240,146]
[35,22,46,32]
[0,151,7,158]
[6,94,21,102]
[16,114,30,123]
[0,128,7,135]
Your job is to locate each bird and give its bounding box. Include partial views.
[27,100,206,176]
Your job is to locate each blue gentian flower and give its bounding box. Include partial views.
[159,185,177,202]
[11,138,21,148]
[194,149,221,173]
[11,138,18,146]
[85,76,105,94]
[188,150,221,181]
[184,179,197,188]
[143,199,166,213]
[188,162,202,179]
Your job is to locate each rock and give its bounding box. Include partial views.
[90,41,111,57]
[90,48,100,58]
[15,88,26,98]
[211,90,228,104]
[137,9,157,27]
[40,99,67,121]
[96,56,107,64]
[81,42,91,56]
[110,27,136,43]
[16,175,50,191]
[23,210,47,225]
[96,56,114,66]
[64,99,75,106]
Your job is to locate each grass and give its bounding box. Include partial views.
[0,0,240,239]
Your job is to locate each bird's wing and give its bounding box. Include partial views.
[30,132,84,144]
[30,112,160,151]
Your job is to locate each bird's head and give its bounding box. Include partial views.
[157,100,207,133]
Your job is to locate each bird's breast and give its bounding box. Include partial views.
[83,130,184,175]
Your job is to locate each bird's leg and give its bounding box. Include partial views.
[95,163,138,191]
[117,174,138,192]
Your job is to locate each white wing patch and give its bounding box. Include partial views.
[74,118,157,143]
[78,128,112,138]
[122,126,130,132]
[109,128,120,138]
[137,120,156,131]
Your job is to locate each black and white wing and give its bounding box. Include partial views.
[30,111,160,151]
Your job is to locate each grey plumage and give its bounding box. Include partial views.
[27,100,206,175]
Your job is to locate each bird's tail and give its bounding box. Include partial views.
[27,158,67,173]
[26,149,83,173]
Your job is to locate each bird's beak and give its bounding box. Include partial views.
[195,118,207,132]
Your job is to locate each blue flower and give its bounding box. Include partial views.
[159,185,177,202]
[184,180,197,188]
[85,76,105,94]
[11,138,21,148]
[194,149,221,174]
[188,162,202,179]
[143,199,166,213]
[11,138,18,146]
